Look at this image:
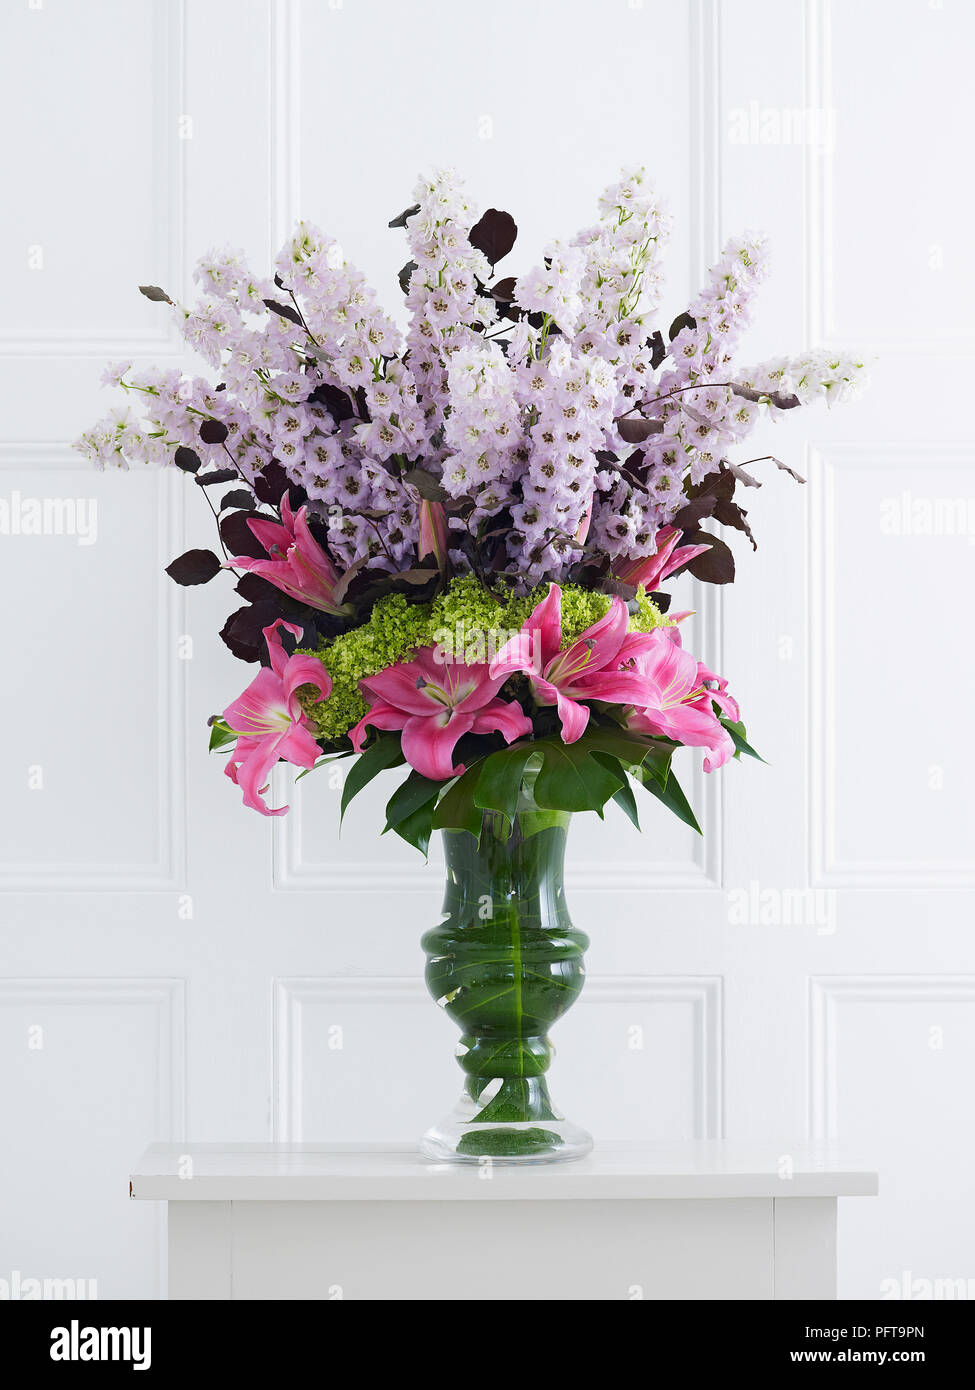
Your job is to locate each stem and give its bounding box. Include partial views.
[614,379,749,424]
[220,441,252,488]
[200,485,235,567]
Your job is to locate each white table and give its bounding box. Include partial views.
[130,1141,878,1301]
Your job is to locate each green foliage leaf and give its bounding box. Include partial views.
[207,719,236,752]
[340,733,405,825]
[591,755,641,831]
[633,762,702,834]
[474,745,538,821]
[531,738,626,813]
[389,798,436,856]
[295,750,354,782]
[384,769,442,833]
[431,764,485,840]
[582,723,674,786]
[720,716,765,762]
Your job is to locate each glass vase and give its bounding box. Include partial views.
[420,787,592,1164]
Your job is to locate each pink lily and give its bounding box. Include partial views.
[230,491,353,616]
[350,646,532,782]
[223,620,331,816]
[623,629,735,772]
[489,584,663,744]
[613,525,710,592]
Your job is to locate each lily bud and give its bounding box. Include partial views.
[419,498,449,572]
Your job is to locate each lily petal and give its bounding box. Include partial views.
[470,698,533,744]
[262,620,305,680]
[349,699,410,752]
[400,708,475,781]
[232,731,289,817]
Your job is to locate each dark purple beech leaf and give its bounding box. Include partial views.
[390,568,439,585]
[713,498,757,551]
[617,416,665,445]
[220,602,281,663]
[686,469,735,503]
[331,555,371,605]
[490,276,518,303]
[139,284,171,303]
[194,467,238,487]
[684,532,736,585]
[668,311,697,341]
[469,209,518,266]
[772,455,806,482]
[220,488,256,511]
[732,384,802,411]
[649,589,672,614]
[597,576,638,602]
[220,510,266,559]
[165,548,222,586]
[262,297,303,327]
[388,203,421,229]
[726,460,763,488]
[594,449,619,466]
[235,573,282,604]
[173,446,202,473]
[354,385,370,421]
[199,418,229,445]
[498,300,524,324]
[647,330,667,368]
[273,272,285,289]
[215,382,226,392]
[307,380,356,423]
[401,467,448,502]
[253,460,293,505]
[346,506,393,521]
[671,496,718,530]
[398,260,417,295]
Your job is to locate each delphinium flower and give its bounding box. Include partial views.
[571,166,671,429]
[74,165,870,729]
[595,233,773,561]
[734,349,868,409]
[404,169,491,446]
[509,337,617,584]
[442,341,525,525]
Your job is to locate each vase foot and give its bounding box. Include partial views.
[419,1112,593,1165]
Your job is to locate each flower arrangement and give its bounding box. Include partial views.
[76,168,866,847]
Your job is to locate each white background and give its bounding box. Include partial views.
[1,0,973,1300]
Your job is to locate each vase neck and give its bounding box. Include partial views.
[441,801,571,915]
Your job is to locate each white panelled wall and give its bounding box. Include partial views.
[0,0,972,1300]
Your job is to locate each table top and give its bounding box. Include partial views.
[130,1140,879,1201]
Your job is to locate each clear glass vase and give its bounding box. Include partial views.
[420,786,593,1164]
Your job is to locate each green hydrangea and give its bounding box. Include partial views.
[298,576,668,744]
